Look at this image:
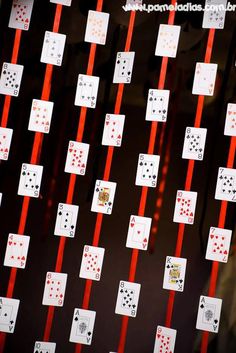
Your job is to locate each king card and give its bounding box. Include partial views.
[155,24,180,58]
[0,297,20,333]
[17,163,43,198]
[79,245,105,281]
[64,141,89,175]
[54,203,79,238]
[0,62,24,97]
[173,190,197,224]
[42,272,67,307]
[196,295,222,333]
[4,233,30,269]
[145,89,170,122]
[126,215,152,250]
[182,127,207,161]
[163,256,187,292]
[215,167,236,202]
[135,153,160,187]
[102,114,125,147]
[69,308,96,345]
[91,180,117,215]
[115,280,141,317]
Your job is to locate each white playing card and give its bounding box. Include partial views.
[135,153,160,187]
[126,0,143,4]
[202,0,227,29]
[126,215,152,251]
[0,62,24,97]
[115,280,141,317]
[91,180,117,215]
[28,99,54,133]
[69,308,96,345]
[145,89,170,122]
[74,74,99,108]
[4,233,30,269]
[0,297,20,333]
[0,127,13,160]
[54,203,79,238]
[102,114,125,147]
[33,341,56,353]
[50,0,72,5]
[163,256,187,292]
[8,0,34,31]
[192,62,217,96]
[196,295,222,333]
[0,193,2,206]
[206,227,232,263]
[173,190,198,225]
[182,127,207,161]
[84,10,109,45]
[64,141,89,175]
[79,245,105,281]
[42,272,67,307]
[17,163,43,198]
[113,52,135,84]
[153,325,177,353]
[40,31,66,66]
[155,24,180,58]
[224,103,236,136]
[215,167,236,202]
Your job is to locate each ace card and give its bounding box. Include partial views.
[155,24,180,58]
[69,308,96,345]
[64,141,89,175]
[196,296,222,333]
[206,227,232,263]
[0,62,24,97]
[34,341,56,353]
[145,89,170,122]
[0,127,13,160]
[40,31,66,66]
[9,0,34,31]
[126,215,152,250]
[153,325,177,353]
[17,163,43,198]
[4,233,30,269]
[84,10,109,45]
[102,114,125,147]
[224,103,236,136]
[115,280,141,317]
[42,272,67,307]
[91,180,117,215]
[50,0,72,5]
[215,167,236,202]
[28,99,54,133]
[54,203,79,238]
[182,127,207,161]
[0,297,20,333]
[74,74,99,108]
[135,153,160,187]
[163,256,187,292]
[192,62,217,96]
[202,0,227,29]
[79,245,105,281]
[113,52,135,84]
[173,190,197,224]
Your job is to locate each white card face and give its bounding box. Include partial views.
[182,127,207,161]
[28,99,54,133]
[50,0,72,5]
[153,326,177,353]
[40,31,66,66]
[173,190,198,225]
[17,163,43,198]
[42,272,67,307]
[192,62,217,96]
[0,62,24,97]
[91,180,117,215]
[196,296,222,333]
[202,0,227,29]
[163,256,187,292]
[79,245,105,281]
[34,341,56,353]
[102,114,125,147]
[8,0,34,31]
[84,10,109,45]
[135,153,160,187]
[145,89,170,122]
[113,52,135,84]
[126,0,143,4]
[224,103,236,136]
[74,74,99,108]
[0,297,20,333]
[64,141,89,175]
[54,203,79,238]
[206,227,232,263]
[155,24,180,58]
[126,215,152,251]
[69,308,96,345]
[0,127,13,161]
[215,167,236,202]
[115,281,141,317]
[0,193,2,206]
[4,233,30,269]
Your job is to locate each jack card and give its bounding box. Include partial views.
[182,127,207,161]
[135,153,160,187]
[84,10,109,45]
[145,89,170,122]
[126,215,152,251]
[79,245,105,281]
[91,180,117,215]
[64,141,89,175]
[0,127,13,160]
[115,280,141,317]
[40,31,66,66]
[4,233,30,269]
[215,167,236,202]
[202,0,227,29]
[224,103,236,136]
[28,99,54,133]
[155,24,180,58]
[196,295,222,333]
[113,52,135,84]
[206,227,232,263]
[74,74,99,108]
[163,256,187,292]
[42,272,67,307]
[0,62,24,97]
[192,62,217,96]
[69,308,96,345]
[34,342,56,353]
[9,0,34,31]
[17,163,43,198]
[153,325,177,353]
[50,0,71,5]
[54,203,79,238]
[173,190,197,224]
[0,297,20,333]
[102,114,125,147]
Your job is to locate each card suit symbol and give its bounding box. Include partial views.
[200,304,204,309]
[74,316,78,321]
[224,250,228,254]
[210,234,214,239]
[214,319,218,324]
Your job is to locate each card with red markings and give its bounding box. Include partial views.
[64,141,89,175]
[153,325,177,353]
[192,62,217,96]
[42,272,67,307]
[9,0,34,31]
[224,103,236,136]
[4,233,30,269]
[0,127,13,160]
[126,215,152,251]
[84,10,109,45]
[79,245,105,281]
[28,99,54,133]
[206,227,232,263]
[155,24,180,58]
[102,114,125,147]
[173,190,197,224]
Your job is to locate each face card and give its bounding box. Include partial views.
[54,203,79,238]
[182,127,207,161]
[84,10,109,45]
[145,89,170,122]
[173,190,197,225]
[17,163,43,198]
[64,141,89,175]
[91,180,117,215]
[0,62,24,97]
[202,0,227,29]
[0,127,13,161]
[155,24,180,58]
[40,31,66,66]
[8,0,34,31]
[50,0,72,5]
[28,99,54,133]
[153,325,177,353]
[33,341,56,353]
[163,256,187,292]
[115,280,141,317]
[196,296,222,333]
[42,272,67,307]
[4,233,30,269]
[79,245,105,281]
[74,74,99,108]
[102,114,125,147]
[69,308,96,345]
[224,103,236,136]
[126,215,152,251]
[0,297,20,333]
[113,52,135,84]
[215,167,236,202]
[192,62,217,96]
[206,227,232,263]
[135,153,160,187]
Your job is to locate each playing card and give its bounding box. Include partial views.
[91,180,117,215]
[50,0,71,5]
[0,62,24,97]
[4,233,30,269]
[202,0,227,29]
[126,0,143,4]
[69,308,96,345]
[182,127,207,161]
[224,103,236,136]
[0,193,2,206]
[115,280,141,317]
[135,153,160,187]
[196,295,222,333]
[163,256,187,292]
[64,141,89,175]
[17,163,43,198]
[192,62,218,96]
[215,167,236,202]
[113,52,135,84]
[8,0,34,31]
[102,114,125,147]
[28,99,54,133]
[84,10,109,45]
[206,227,232,263]
[126,215,152,250]
[40,31,66,66]
[79,245,105,281]
[33,341,56,353]
[42,272,67,307]
[145,89,170,122]
[153,325,177,353]
[54,203,79,238]
[155,24,180,58]
[0,127,13,160]
[74,74,99,108]
[0,297,20,333]
[173,190,198,224]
